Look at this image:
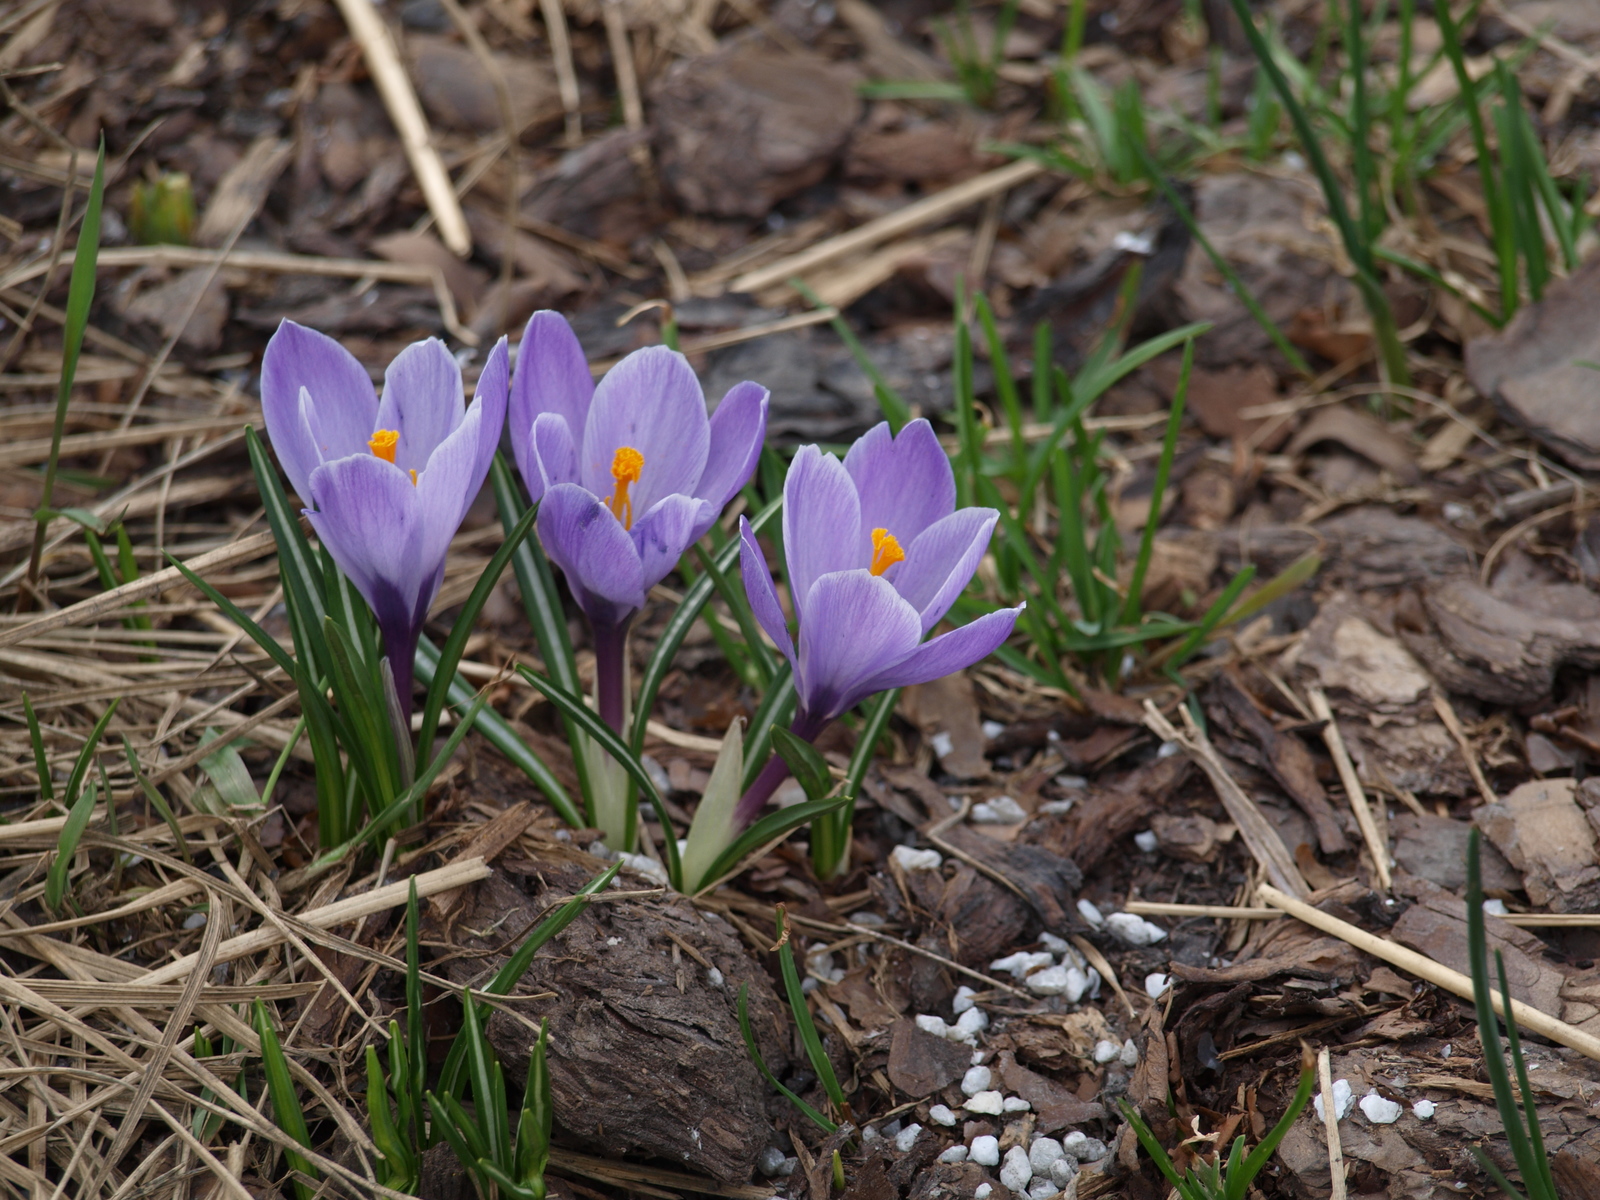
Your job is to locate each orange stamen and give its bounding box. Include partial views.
[409,468,418,487]
[870,528,904,576]
[605,446,644,529]
[369,429,399,464]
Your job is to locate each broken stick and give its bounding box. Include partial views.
[1308,686,1391,890]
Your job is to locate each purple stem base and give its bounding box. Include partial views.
[592,618,632,734]
[733,709,829,829]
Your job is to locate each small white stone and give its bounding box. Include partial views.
[1060,1132,1087,1158]
[1029,1181,1061,1200]
[1134,830,1159,853]
[891,845,944,871]
[1075,1137,1108,1162]
[972,1049,988,1064]
[1482,898,1509,916]
[1054,774,1087,788]
[617,852,669,884]
[1145,972,1172,999]
[707,966,724,987]
[1412,1099,1436,1120]
[757,1146,790,1176]
[970,1136,1001,1167]
[1076,899,1105,927]
[1314,1079,1354,1122]
[182,912,207,930]
[1049,1158,1078,1186]
[1157,740,1181,758]
[895,1123,924,1152]
[1039,799,1076,814]
[1003,1095,1032,1113]
[991,951,1054,979]
[975,1185,994,1200]
[917,1014,955,1038]
[930,731,955,758]
[965,1090,1005,1115]
[1359,1093,1402,1124]
[961,1065,993,1096]
[1093,1039,1121,1064]
[973,795,1028,824]
[1000,1145,1034,1191]
[861,1125,882,1144]
[955,1007,989,1038]
[983,720,1007,740]
[952,985,979,1015]
[1039,932,1071,956]
[939,1145,969,1163]
[1026,965,1072,996]
[929,1104,958,1127]
[1441,1044,1452,1058]
[1106,912,1167,945]
[1084,967,1102,999]
[1120,1038,1140,1068]
[1029,1137,1065,1173]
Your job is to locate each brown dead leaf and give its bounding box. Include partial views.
[1287,405,1419,484]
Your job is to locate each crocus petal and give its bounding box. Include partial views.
[529,412,580,494]
[304,455,430,648]
[796,570,923,720]
[691,381,769,540]
[375,338,465,475]
[581,346,709,515]
[740,516,796,670]
[261,319,378,500]
[632,493,710,595]
[891,507,999,632]
[857,606,1023,697]
[510,311,594,504]
[844,418,957,551]
[537,483,646,626]
[782,446,863,626]
[468,337,510,485]
[413,402,488,569]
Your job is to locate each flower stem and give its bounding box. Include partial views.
[592,618,631,733]
[733,709,828,829]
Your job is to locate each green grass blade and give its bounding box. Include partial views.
[122,736,189,861]
[737,984,836,1132]
[251,1000,318,1200]
[1497,948,1558,1199]
[740,665,797,793]
[974,294,1025,475]
[365,1046,417,1191]
[23,694,53,806]
[1121,339,1192,627]
[45,768,97,910]
[1233,1054,1315,1196]
[245,427,331,677]
[417,497,537,763]
[60,697,119,821]
[696,796,849,893]
[693,543,775,686]
[776,908,846,1113]
[405,877,425,1126]
[770,727,832,803]
[811,686,900,879]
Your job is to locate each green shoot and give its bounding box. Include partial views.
[252,999,319,1200]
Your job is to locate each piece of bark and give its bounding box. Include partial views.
[1554,1151,1600,1200]
[1287,404,1419,483]
[932,861,1031,967]
[886,1017,970,1096]
[1390,878,1567,1015]
[1391,812,1520,893]
[1477,778,1600,911]
[370,230,488,312]
[994,1051,1105,1132]
[1149,812,1230,863]
[652,41,861,217]
[407,34,560,133]
[1466,250,1600,470]
[1294,593,1432,711]
[1168,936,1362,986]
[195,133,290,246]
[900,673,989,779]
[1342,718,1472,799]
[1033,754,1191,874]
[445,865,789,1182]
[938,827,1081,933]
[1211,672,1349,855]
[1400,576,1600,706]
[121,268,229,352]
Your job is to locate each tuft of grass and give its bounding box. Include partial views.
[44,697,120,911]
[252,999,319,1200]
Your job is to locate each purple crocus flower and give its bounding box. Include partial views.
[736,419,1022,824]
[509,310,768,731]
[260,319,508,722]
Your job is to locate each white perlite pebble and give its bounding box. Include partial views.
[939,1146,970,1164]
[891,845,943,871]
[1003,1095,1032,1113]
[992,951,1055,979]
[1076,898,1105,927]
[1029,1138,1065,1173]
[1145,972,1172,999]
[1134,830,1159,853]
[1106,912,1167,945]
[955,1007,989,1039]
[975,1185,994,1200]
[930,732,954,758]
[1029,1182,1061,1200]
[1360,1093,1402,1124]
[929,1104,959,1127]
[1026,965,1074,996]
[895,1124,924,1152]
[916,1014,954,1039]
[965,1090,1005,1115]
[1413,1099,1436,1119]
[970,1136,1001,1167]
[1482,898,1509,916]
[707,966,724,987]
[1093,1039,1121,1065]
[617,852,669,884]
[758,1147,789,1176]
[1050,1158,1079,1186]
[1121,1038,1140,1068]
[973,795,1028,824]
[1000,1145,1034,1192]
[953,985,979,1014]
[983,720,1007,740]
[962,1065,993,1096]
[1039,932,1071,956]
[1039,799,1076,815]
[1314,1079,1354,1122]
[1060,1132,1107,1161]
